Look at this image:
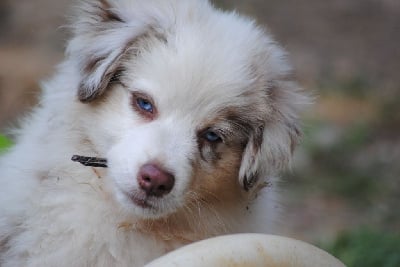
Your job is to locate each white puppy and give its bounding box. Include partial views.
[0,0,308,266]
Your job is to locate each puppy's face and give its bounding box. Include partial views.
[69,0,307,220]
[96,45,268,219]
[104,88,251,219]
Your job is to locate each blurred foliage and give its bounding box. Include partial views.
[0,134,13,153]
[379,97,400,128]
[295,121,380,203]
[324,228,400,267]
[318,75,373,99]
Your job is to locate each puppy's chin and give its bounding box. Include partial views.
[113,185,182,219]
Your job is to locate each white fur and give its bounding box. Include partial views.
[0,1,309,266]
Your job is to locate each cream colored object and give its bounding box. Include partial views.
[145,234,346,267]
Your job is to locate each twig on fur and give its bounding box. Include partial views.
[71,155,108,168]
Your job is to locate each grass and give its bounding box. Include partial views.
[324,228,400,267]
[0,134,13,153]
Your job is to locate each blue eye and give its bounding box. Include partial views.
[204,130,222,143]
[137,98,153,113]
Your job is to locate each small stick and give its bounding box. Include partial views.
[71,155,108,168]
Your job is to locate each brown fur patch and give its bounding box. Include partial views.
[190,144,245,205]
[287,122,301,153]
[98,0,124,23]
[210,106,269,189]
[0,237,9,255]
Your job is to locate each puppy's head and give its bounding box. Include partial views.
[68,0,309,220]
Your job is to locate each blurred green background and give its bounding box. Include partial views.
[0,0,399,266]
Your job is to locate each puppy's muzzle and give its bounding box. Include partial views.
[72,155,175,198]
[137,164,175,197]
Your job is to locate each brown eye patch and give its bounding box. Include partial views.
[196,105,265,164]
[196,128,224,163]
[131,92,157,120]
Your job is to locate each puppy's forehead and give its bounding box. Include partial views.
[126,37,267,117]
[120,7,286,120]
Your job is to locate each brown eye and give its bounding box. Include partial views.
[131,92,157,120]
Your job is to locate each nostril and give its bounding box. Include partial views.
[158,185,166,191]
[137,164,175,197]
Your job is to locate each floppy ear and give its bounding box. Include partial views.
[66,0,160,102]
[238,81,307,191]
[238,124,265,191]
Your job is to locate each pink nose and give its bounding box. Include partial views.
[137,164,175,197]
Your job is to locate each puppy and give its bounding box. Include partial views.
[0,0,309,266]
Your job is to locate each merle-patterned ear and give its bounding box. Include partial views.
[238,125,265,191]
[77,42,131,103]
[67,0,156,102]
[238,81,306,191]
